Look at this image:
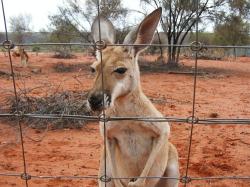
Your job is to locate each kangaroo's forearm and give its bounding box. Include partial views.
[107,138,125,187]
[135,134,168,185]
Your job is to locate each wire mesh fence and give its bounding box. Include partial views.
[0,0,250,186]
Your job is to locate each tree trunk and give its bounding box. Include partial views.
[176,46,181,63]
[167,45,179,68]
[233,47,236,60]
[156,31,165,64]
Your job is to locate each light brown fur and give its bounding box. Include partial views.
[12,46,29,66]
[88,8,179,187]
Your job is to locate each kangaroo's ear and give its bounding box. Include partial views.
[123,7,162,56]
[91,16,116,44]
[123,26,138,46]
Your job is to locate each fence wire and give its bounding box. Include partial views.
[0,0,250,186]
[0,113,250,124]
[1,0,29,186]
[95,1,109,186]
[184,1,200,185]
[2,42,250,49]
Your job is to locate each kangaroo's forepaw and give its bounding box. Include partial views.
[128,179,145,187]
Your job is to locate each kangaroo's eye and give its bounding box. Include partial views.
[90,67,96,73]
[114,67,127,74]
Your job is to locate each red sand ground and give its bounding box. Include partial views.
[0,53,249,187]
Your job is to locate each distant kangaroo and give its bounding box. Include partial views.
[12,46,29,66]
[88,8,179,187]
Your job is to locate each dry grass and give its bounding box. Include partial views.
[2,90,92,129]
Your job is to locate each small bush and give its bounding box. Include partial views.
[3,90,92,129]
[32,46,40,52]
[52,50,75,59]
[53,62,75,72]
[52,62,90,73]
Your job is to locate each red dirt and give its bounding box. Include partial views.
[0,53,249,187]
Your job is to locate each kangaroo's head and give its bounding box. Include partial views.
[88,8,162,112]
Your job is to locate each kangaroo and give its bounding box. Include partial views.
[88,8,179,187]
[12,46,29,67]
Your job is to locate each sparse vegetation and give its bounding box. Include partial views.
[52,62,89,73]
[3,90,91,129]
[32,46,40,56]
[52,49,75,59]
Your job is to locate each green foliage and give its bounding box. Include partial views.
[47,0,128,43]
[32,46,40,52]
[214,15,249,45]
[45,0,129,56]
[228,0,250,18]
[48,14,79,43]
[190,32,215,45]
[140,0,224,65]
[213,0,250,45]
[86,0,128,21]
[48,11,83,57]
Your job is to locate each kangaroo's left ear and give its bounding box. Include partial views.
[91,16,116,61]
[91,16,116,44]
[123,7,162,56]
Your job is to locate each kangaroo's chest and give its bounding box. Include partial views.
[117,128,153,158]
[101,121,158,157]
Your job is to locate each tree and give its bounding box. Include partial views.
[9,14,32,43]
[48,0,128,43]
[214,15,249,45]
[140,0,225,67]
[213,0,250,46]
[48,13,84,58]
[228,0,250,19]
[48,13,81,43]
[46,0,128,57]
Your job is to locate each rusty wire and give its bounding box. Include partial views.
[0,113,250,124]
[0,172,250,182]
[1,42,250,49]
[1,0,29,186]
[95,0,109,186]
[0,0,250,186]
[184,0,200,186]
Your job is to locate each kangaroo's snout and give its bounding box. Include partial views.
[88,92,111,111]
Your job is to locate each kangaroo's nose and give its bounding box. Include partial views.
[88,94,103,111]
